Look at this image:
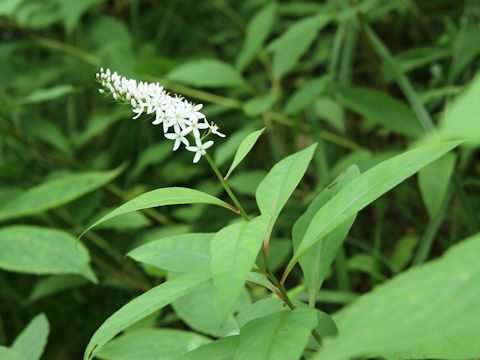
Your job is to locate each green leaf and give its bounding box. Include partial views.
[347,254,384,281]
[225,128,265,179]
[243,91,279,117]
[292,165,360,305]
[167,59,246,88]
[236,2,277,71]
[0,226,95,281]
[314,233,480,360]
[256,143,317,240]
[95,210,151,232]
[82,187,234,236]
[287,141,461,276]
[390,235,418,273]
[172,279,250,337]
[418,153,456,218]
[16,85,76,105]
[334,86,424,138]
[75,109,129,148]
[0,347,20,360]
[234,308,318,360]
[210,216,270,320]
[11,314,49,360]
[58,0,104,35]
[436,73,480,147]
[29,119,71,155]
[95,329,210,360]
[84,270,211,360]
[126,142,171,183]
[0,0,23,16]
[128,233,213,273]
[0,168,122,222]
[215,127,257,167]
[176,336,238,360]
[284,76,330,115]
[313,97,345,133]
[268,13,331,79]
[450,21,480,82]
[236,298,286,328]
[29,275,89,302]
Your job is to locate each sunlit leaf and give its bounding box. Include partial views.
[315,233,480,360]
[176,336,239,360]
[292,165,359,305]
[96,329,210,360]
[84,270,211,359]
[225,128,265,179]
[287,141,461,277]
[82,187,235,236]
[210,216,270,320]
[234,308,318,360]
[256,143,317,241]
[128,233,213,273]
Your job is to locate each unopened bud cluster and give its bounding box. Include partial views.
[96,68,225,163]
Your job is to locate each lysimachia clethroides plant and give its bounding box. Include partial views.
[83,68,466,360]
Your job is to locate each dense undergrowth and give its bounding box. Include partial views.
[0,0,479,359]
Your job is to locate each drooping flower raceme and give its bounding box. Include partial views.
[96,68,225,163]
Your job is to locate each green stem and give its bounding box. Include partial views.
[261,252,323,346]
[204,152,250,220]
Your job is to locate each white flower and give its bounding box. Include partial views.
[164,125,190,151]
[95,67,225,159]
[152,110,171,132]
[208,121,226,138]
[186,139,214,163]
[181,118,209,139]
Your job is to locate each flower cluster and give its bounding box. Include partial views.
[96,68,225,163]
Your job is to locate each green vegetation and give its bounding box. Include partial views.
[1,1,479,359]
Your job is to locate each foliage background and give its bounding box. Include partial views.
[0,0,479,358]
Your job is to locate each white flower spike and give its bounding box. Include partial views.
[95,67,225,162]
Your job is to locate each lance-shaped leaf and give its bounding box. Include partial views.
[233,308,318,360]
[176,336,239,360]
[292,165,360,305]
[0,226,96,282]
[314,233,480,360]
[256,144,317,244]
[11,314,49,360]
[172,278,250,337]
[95,329,210,360]
[225,128,265,180]
[418,152,456,218]
[210,215,270,321]
[128,233,213,273]
[236,3,277,71]
[285,141,461,279]
[0,168,122,222]
[334,86,424,138]
[268,13,332,79]
[84,270,211,360]
[82,187,235,236]
[167,59,246,88]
